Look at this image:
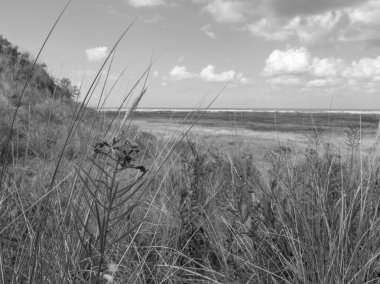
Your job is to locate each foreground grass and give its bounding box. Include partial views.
[1,100,380,283]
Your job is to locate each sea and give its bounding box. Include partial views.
[100,107,380,115]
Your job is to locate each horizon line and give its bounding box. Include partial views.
[96,106,380,111]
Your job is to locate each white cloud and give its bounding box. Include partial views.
[291,11,344,45]
[247,18,292,41]
[342,57,380,80]
[264,47,311,76]
[169,66,196,80]
[128,0,165,7]
[86,47,109,62]
[153,70,159,77]
[268,0,364,18]
[236,72,249,84]
[204,0,245,23]
[346,0,380,25]
[339,0,380,45]
[244,0,380,47]
[194,0,380,47]
[168,64,249,84]
[311,57,344,77]
[200,64,235,82]
[248,10,344,46]
[263,46,380,89]
[200,24,216,39]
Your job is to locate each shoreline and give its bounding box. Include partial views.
[99,107,380,115]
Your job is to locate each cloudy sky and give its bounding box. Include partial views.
[1,0,380,109]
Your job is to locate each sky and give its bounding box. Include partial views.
[1,0,380,109]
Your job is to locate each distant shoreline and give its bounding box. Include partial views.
[99,107,380,115]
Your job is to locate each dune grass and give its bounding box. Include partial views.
[2,110,380,283]
[1,9,380,283]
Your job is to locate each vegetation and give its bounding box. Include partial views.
[0,35,84,161]
[0,35,78,101]
[1,34,380,284]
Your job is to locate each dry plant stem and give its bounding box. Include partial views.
[104,59,155,137]
[48,18,137,192]
[118,85,148,137]
[0,252,4,284]
[99,64,132,114]
[123,56,153,135]
[98,63,130,112]
[97,51,116,111]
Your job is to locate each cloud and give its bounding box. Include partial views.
[339,0,380,46]
[263,46,380,89]
[312,57,345,77]
[235,72,249,84]
[189,0,380,48]
[203,0,245,23]
[169,66,196,80]
[247,18,292,41]
[200,65,235,82]
[193,0,380,47]
[342,57,380,80]
[269,0,364,17]
[128,0,165,7]
[347,1,380,25]
[200,65,249,84]
[85,47,109,62]
[220,0,380,47]
[200,24,216,39]
[289,11,344,45]
[168,64,249,84]
[264,47,311,76]
[248,10,345,46]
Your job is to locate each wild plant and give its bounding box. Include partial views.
[233,136,380,283]
[176,140,214,278]
[72,131,147,282]
[345,125,361,152]
[345,125,361,173]
[307,126,325,152]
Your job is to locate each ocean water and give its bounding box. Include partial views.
[100,107,380,115]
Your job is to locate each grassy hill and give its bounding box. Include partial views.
[1,35,380,283]
[0,35,157,167]
[0,35,84,162]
